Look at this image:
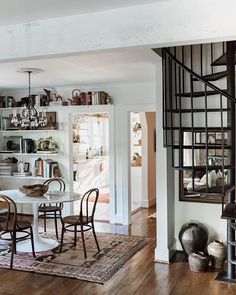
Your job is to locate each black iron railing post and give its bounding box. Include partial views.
[226,40,235,280]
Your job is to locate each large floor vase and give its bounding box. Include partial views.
[179,222,208,256]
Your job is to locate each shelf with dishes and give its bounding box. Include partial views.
[0,175,54,180]
[0,129,62,133]
[0,135,60,154]
[0,133,62,179]
[0,157,63,179]
[0,152,59,156]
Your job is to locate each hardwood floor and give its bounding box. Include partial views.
[1,208,236,295]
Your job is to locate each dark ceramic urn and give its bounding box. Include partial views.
[179,223,208,256]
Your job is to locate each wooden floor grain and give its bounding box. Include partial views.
[1,208,236,295]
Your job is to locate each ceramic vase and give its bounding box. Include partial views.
[188,252,209,272]
[179,222,208,256]
[207,240,227,270]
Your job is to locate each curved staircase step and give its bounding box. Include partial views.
[211,52,236,66]
[172,145,232,149]
[175,90,227,97]
[222,203,236,219]
[165,127,232,131]
[174,165,233,171]
[193,71,227,81]
[166,108,231,113]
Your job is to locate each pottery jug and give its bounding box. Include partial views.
[188,252,209,272]
[207,240,227,269]
[179,222,208,256]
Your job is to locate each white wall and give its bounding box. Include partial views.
[175,172,227,249]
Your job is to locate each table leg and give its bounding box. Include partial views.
[16,203,59,253]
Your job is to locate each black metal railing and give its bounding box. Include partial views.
[162,44,235,195]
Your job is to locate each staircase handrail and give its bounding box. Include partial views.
[163,48,236,104]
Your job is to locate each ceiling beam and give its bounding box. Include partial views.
[0,0,236,62]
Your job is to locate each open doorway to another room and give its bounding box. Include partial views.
[130,112,156,217]
[72,112,110,222]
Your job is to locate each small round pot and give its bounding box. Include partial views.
[188,252,209,272]
[207,240,227,270]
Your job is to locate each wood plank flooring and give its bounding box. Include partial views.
[1,208,236,295]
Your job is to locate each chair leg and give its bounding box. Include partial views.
[91,221,100,252]
[59,223,65,253]
[43,212,47,232]
[54,212,58,239]
[80,223,87,259]
[30,226,36,258]
[74,225,77,246]
[13,232,17,254]
[10,232,16,269]
[9,232,16,253]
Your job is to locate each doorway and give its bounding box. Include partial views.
[71,112,110,222]
[129,111,156,215]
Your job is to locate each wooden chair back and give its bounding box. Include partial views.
[43,178,65,191]
[0,195,17,232]
[42,178,65,208]
[80,188,99,223]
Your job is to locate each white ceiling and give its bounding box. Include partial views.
[0,0,160,26]
[0,48,157,89]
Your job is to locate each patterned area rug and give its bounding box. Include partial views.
[0,231,149,284]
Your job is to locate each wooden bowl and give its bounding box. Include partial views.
[19,184,48,197]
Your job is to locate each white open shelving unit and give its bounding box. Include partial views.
[0,105,69,214]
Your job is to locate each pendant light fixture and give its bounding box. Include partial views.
[10,68,48,129]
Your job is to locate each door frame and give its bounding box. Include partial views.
[120,104,156,225]
[68,105,115,223]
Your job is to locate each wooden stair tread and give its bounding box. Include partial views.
[193,71,227,81]
[222,203,236,219]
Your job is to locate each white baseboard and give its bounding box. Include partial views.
[154,239,176,263]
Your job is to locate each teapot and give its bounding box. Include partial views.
[68,89,81,105]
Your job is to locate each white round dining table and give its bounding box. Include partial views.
[0,189,81,252]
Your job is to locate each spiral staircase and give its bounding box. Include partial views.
[154,41,236,282]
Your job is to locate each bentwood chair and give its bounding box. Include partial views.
[38,178,65,239]
[59,188,100,258]
[0,194,35,268]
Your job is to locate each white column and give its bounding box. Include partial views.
[155,57,175,262]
